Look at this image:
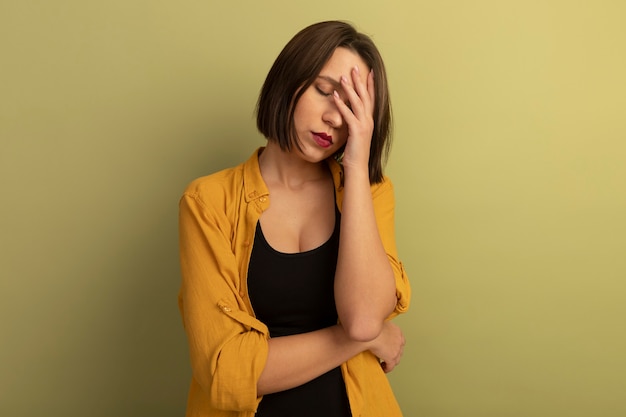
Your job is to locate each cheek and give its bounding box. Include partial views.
[292,95,315,123]
[292,103,308,129]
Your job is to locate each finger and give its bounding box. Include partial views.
[351,66,371,115]
[332,90,357,123]
[383,359,398,373]
[350,66,375,118]
[340,74,366,119]
[367,69,375,111]
[354,66,375,117]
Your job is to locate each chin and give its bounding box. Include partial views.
[294,143,332,163]
[307,149,338,164]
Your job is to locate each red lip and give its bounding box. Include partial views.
[313,132,333,142]
[312,132,333,148]
[316,132,332,140]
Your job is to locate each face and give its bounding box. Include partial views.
[291,47,370,162]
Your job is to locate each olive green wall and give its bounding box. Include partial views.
[1,1,625,416]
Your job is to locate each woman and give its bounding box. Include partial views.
[178,21,411,417]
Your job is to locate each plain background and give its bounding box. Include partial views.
[1,1,625,416]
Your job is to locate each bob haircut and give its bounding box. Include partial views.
[256,21,392,184]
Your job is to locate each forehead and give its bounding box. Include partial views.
[318,47,369,86]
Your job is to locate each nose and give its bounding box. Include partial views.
[322,101,344,129]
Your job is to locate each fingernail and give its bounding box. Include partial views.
[333,90,339,98]
[341,75,348,83]
[354,65,360,74]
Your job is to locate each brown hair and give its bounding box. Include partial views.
[256,21,393,184]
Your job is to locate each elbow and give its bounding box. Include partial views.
[340,295,397,342]
[343,319,383,342]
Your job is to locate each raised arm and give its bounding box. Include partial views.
[332,66,398,341]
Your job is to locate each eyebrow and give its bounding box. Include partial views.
[316,75,342,87]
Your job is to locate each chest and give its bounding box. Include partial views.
[247,209,340,337]
[259,180,337,253]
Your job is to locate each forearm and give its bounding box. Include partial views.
[256,324,368,396]
[334,168,397,341]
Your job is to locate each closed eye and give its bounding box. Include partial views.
[316,86,332,97]
[315,79,352,111]
[317,86,352,111]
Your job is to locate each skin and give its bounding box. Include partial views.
[256,47,405,396]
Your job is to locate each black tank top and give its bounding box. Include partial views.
[247,206,351,417]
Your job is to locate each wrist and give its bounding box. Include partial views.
[341,163,370,182]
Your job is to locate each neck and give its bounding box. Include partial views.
[259,142,329,188]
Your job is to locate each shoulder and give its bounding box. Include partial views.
[182,163,245,208]
[181,148,264,210]
[183,164,245,197]
[371,175,395,195]
[370,176,396,214]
